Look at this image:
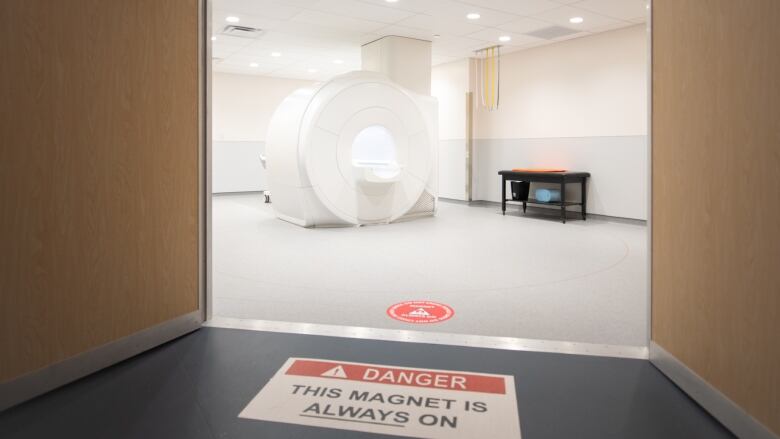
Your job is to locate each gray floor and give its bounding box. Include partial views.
[213,194,648,347]
[0,328,733,439]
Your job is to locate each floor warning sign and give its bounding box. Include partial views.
[239,358,522,438]
[387,301,455,324]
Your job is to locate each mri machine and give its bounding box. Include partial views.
[265,38,438,228]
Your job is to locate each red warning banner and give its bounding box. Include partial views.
[285,359,506,395]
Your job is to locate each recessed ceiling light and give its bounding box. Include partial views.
[271,51,281,57]
[385,0,398,3]
[226,16,239,23]
[211,36,217,41]
[249,62,259,67]
[333,59,344,64]
[569,16,584,24]
[433,34,440,38]
[499,35,511,42]
[307,68,318,73]
[466,13,481,20]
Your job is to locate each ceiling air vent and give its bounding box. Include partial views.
[524,25,580,40]
[220,25,263,39]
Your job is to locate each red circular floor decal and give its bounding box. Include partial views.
[386,301,454,324]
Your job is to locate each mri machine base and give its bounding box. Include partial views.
[273,184,437,228]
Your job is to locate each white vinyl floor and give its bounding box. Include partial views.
[212,193,648,347]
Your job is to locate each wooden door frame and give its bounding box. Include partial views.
[646,2,777,438]
[0,0,209,411]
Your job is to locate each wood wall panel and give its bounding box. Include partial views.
[0,0,200,382]
[652,0,780,434]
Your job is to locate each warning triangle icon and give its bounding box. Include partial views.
[409,308,431,317]
[321,365,348,378]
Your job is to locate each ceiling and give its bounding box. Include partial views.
[212,0,648,80]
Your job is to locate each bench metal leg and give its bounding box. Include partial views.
[560,180,566,224]
[501,177,506,215]
[581,179,587,220]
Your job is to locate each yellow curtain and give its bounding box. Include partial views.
[476,46,500,111]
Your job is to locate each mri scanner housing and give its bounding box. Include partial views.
[266,71,438,227]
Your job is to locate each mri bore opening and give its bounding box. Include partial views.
[351,125,400,180]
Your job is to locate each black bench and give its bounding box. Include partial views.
[499,170,590,223]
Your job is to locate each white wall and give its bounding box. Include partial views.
[474,25,647,139]
[213,73,314,142]
[432,60,470,201]
[212,73,314,193]
[473,25,648,219]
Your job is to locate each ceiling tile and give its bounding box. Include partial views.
[374,25,438,41]
[435,3,521,27]
[223,53,292,67]
[457,0,559,16]
[290,10,388,33]
[434,34,486,49]
[213,0,304,20]
[533,5,624,31]
[357,0,460,15]
[235,45,314,61]
[575,0,648,21]
[218,60,281,75]
[586,20,640,34]
[212,45,241,59]
[212,9,287,33]
[395,14,484,36]
[497,16,554,34]
[210,34,256,49]
[464,28,545,46]
[308,0,415,24]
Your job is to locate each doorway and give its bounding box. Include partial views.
[206,0,652,354]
